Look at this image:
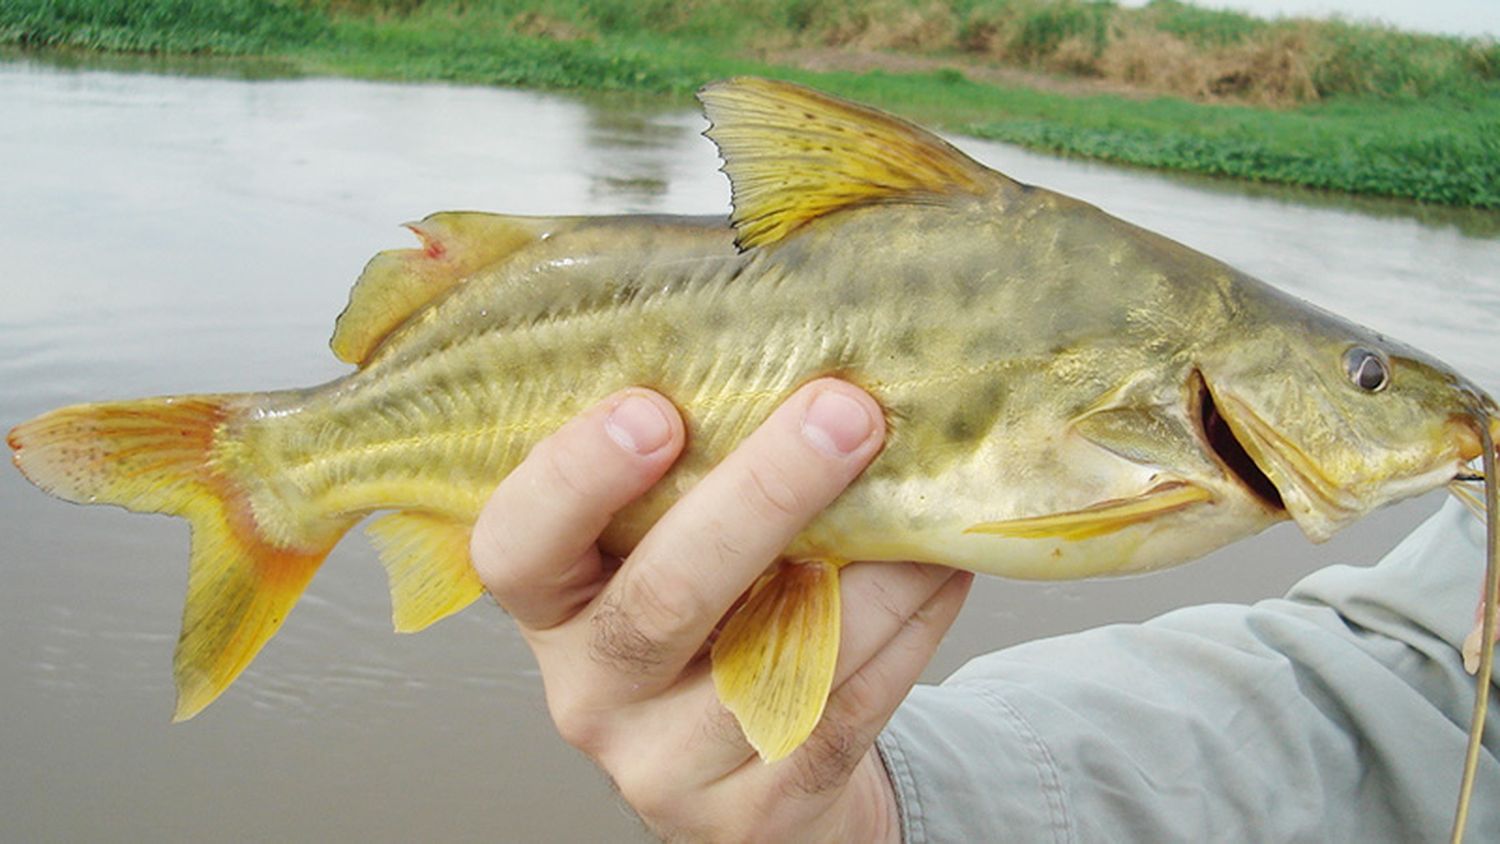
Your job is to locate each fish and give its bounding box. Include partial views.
[8,77,1497,839]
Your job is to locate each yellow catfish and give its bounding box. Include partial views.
[9,78,1498,835]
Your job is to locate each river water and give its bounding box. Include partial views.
[2,57,1497,841]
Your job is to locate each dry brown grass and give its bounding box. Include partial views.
[1097,24,1318,105]
[815,1,959,52]
[757,1,1493,108]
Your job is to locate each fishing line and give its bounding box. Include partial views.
[1450,413,1497,844]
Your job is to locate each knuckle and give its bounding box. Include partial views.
[626,565,708,643]
[741,461,807,523]
[831,668,887,724]
[587,582,680,673]
[540,436,600,504]
[781,715,865,800]
[613,773,675,827]
[865,577,912,630]
[468,510,521,594]
[701,695,751,750]
[547,694,606,754]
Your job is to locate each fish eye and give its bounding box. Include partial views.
[1343,347,1389,392]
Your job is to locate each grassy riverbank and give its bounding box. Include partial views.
[5,0,1498,207]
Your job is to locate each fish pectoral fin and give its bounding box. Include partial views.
[697,77,1015,250]
[366,511,486,633]
[332,212,574,366]
[965,482,1214,541]
[711,559,842,763]
[1073,404,1215,475]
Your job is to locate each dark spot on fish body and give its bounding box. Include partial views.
[900,265,928,297]
[893,328,921,359]
[700,308,730,332]
[976,378,1011,415]
[944,412,979,444]
[834,280,868,309]
[963,327,1009,359]
[584,340,614,368]
[766,240,810,277]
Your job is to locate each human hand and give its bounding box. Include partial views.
[469,379,972,842]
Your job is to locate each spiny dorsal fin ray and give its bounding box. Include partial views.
[697,77,1013,249]
[331,212,571,367]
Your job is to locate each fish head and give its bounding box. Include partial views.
[1196,283,1494,542]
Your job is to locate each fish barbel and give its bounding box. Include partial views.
[8,77,1498,837]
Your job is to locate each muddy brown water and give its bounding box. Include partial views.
[2,58,1498,841]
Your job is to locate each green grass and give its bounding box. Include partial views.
[4,0,1498,208]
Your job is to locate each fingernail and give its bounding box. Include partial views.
[802,390,875,456]
[606,394,672,455]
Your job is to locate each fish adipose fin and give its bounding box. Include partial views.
[7,397,352,721]
[966,482,1214,541]
[366,511,485,633]
[711,559,841,762]
[332,212,572,366]
[697,77,1016,249]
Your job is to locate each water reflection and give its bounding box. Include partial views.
[1,56,1497,842]
[581,103,681,207]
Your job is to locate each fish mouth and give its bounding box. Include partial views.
[1202,381,1370,542]
[1195,373,1286,517]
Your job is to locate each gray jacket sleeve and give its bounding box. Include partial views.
[876,500,1498,843]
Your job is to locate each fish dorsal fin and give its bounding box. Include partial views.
[697,77,1011,249]
[331,212,568,366]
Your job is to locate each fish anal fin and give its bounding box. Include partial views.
[331,212,569,366]
[174,506,337,721]
[711,559,841,762]
[966,482,1214,541]
[366,510,484,633]
[697,77,1010,249]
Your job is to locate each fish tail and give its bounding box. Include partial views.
[8,396,348,721]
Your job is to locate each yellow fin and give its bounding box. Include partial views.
[966,482,1214,541]
[7,396,350,721]
[331,212,569,366]
[697,77,1009,249]
[711,559,841,762]
[366,511,485,633]
[174,508,335,721]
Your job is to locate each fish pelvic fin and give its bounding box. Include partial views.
[366,511,485,633]
[965,481,1214,541]
[711,559,841,762]
[332,212,573,367]
[7,396,350,721]
[697,77,1016,250]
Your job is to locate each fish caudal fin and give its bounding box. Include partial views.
[7,397,346,721]
[366,511,485,633]
[711,559,841,762]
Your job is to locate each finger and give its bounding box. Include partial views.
[470,388,685,631]
[832,562,961,686]
[614,562,960,781]
[754,570,973,802]
[582,378,885,694]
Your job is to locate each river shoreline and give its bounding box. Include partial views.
[4,0,1498,209]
